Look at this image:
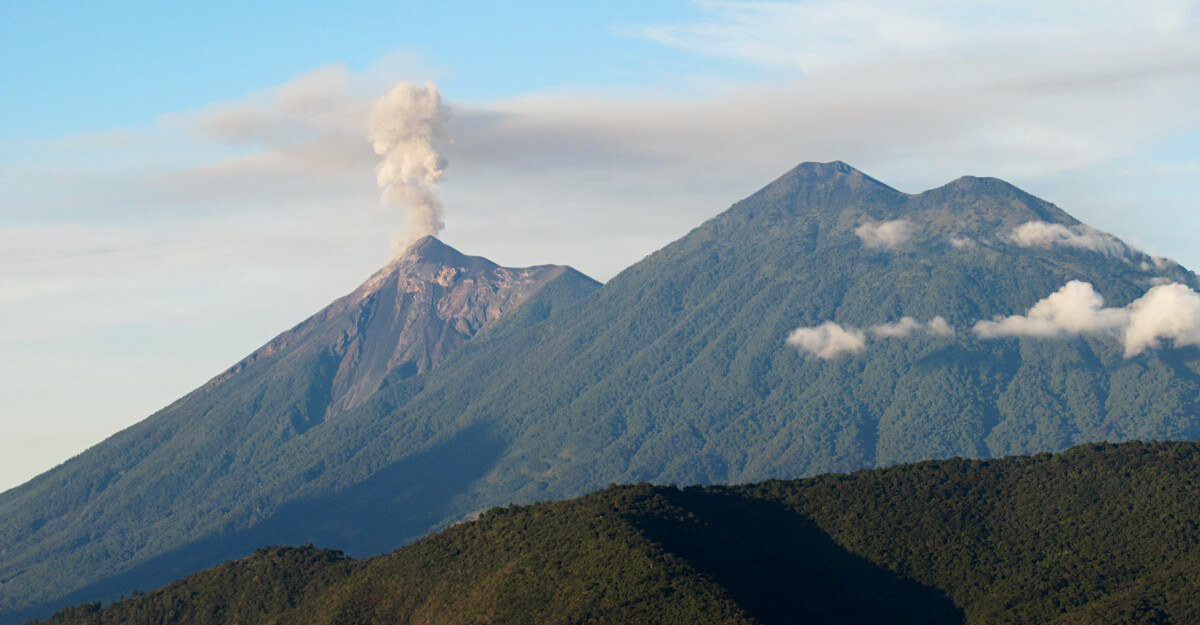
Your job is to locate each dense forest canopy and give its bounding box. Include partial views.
[32,441,1200,625]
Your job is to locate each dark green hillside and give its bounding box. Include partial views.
[34,441,1200,625]
[34,547,359,625]
[5,162,1200,622]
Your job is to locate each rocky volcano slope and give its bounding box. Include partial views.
[0,238,598,623]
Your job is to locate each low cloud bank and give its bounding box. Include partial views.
[1010,221,1130,258]
[856,220,914,249]
[788,316,954,358]
[974,280,1200,356]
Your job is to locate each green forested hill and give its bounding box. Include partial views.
[4,162,1200,623]
[33,441,1200,625]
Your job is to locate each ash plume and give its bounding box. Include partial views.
[368,81,451,249]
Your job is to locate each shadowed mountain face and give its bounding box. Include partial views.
[3,162,1200,623]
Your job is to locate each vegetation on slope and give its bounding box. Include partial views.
[32,441,1200,625]
[5,162,1200,622]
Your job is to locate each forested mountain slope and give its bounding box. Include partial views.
[296,160,1199,515]
[4,161,1199,623]
[34,441,1200,625]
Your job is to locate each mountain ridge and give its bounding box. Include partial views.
[2,162,1199,623]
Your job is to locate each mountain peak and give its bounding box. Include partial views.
[400,235,469,265]
[916,175,1081,229]
[784,161,895,189]
[792,160,859,177]
[202,237,588,418]
[388,236,501,279]
[749,161,902,204]
[717,161,906,230]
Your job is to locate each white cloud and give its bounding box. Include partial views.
[787,322,867,359]
[790,316,955,358]
[856,219,914,249]
[1009,221,1131,258]
[974,280,1128,338]
[1124,282,1200,356]
[927,316,956,336]
[869,316,956,337]
[949,236,977,249]
[974,280,1200,356]
[636,2,1199,75]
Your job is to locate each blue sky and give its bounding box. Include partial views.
[1,1,709,139]
[2,0,1199,490]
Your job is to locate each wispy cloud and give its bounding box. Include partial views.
[635,1,1199,74]
[856,219,914,249]
[1009,221,1131,258]
[870,316,956,338]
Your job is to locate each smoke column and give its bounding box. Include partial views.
[368,81,451,249]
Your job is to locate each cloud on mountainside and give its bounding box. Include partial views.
[871,316,956,338]
[791,279,1200,361]
[1009,221,1131,258]
[973,281,1127,338]
[856,219,915,249]
[786,322,867,359]
[974,280,1200,356]
[788,316,955,358]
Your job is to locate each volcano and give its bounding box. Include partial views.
[3,162,1199,623]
